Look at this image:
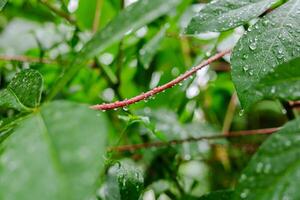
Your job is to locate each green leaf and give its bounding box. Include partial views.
[80,0,180,60]
[105,163,144,200]
[48,0,181,99]
[185,0,278,34]
[199,190,233,200]
[75,0,98,29]
[231,0,300,109]
[0,0,7,11]
[0,69,43,111]
[139,24,168,69]
[233,118,300,200]
[0,101,108,200]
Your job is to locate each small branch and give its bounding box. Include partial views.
[107,127,280,152]
[289,101,300,108]
[0,55,56,64]
[92,0,104,33]
[222,93,238,135]
[91,50,231,110]
[39,0,77,26]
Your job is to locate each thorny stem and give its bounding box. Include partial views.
[107,127,280,152]
[91,49,232,110]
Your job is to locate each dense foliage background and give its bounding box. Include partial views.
[0,0,300,199]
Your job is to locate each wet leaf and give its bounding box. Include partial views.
[233,118,300,200]
[231,0,300,108]
[185,0,278,34]
[0,69,43,111]
[105,163,144,200]
[0,101,108,200]
[0,0,7,11]
[48,0,181,99]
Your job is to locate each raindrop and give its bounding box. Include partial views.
[243,54,249,59]
[249,42,257,50]
[243,65,249,72]
[282,108,287,114]
[263,19,270,26]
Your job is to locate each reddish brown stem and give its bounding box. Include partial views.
[289,101,300,108]
[108,127,280,152]
[91,49,231,110]
[0,55,55,64]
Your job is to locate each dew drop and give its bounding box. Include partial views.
[243,65,249,72]
[263,19,270,26]
[249,43,257,50]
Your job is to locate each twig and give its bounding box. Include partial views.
[0,55,56,64]
[91,49,231,110]
[107,127,280,152]
[92,0,104,33]
[289,101,300,108]
[222,93,238,135]
[39,0,77,26]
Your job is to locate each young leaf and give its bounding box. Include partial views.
[0,101,108,200]
[48,0,181,99]
[199,190,233,200]
[0,69,43,111]
[231,0,300,109]
[105,163,144,200]
[185,0,278,34]
[0,0,7,11]
[233,118,300,199]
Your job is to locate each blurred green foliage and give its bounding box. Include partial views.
[0,0,299,200]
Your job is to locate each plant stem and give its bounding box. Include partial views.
[92,0,104,33]
[39,0,77,26]
[0,55,56,64]
[222,93,237,135]
[91,49,231,110]
[107,127,280,152]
